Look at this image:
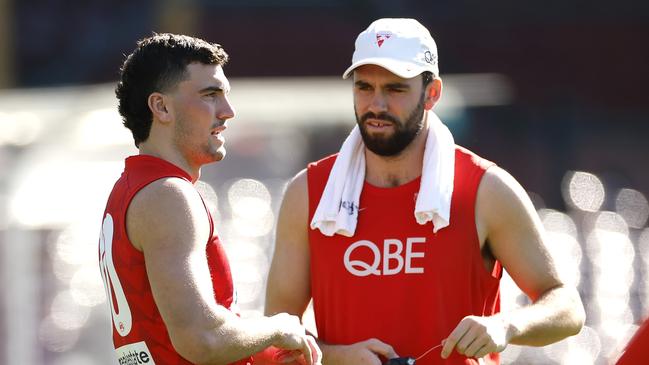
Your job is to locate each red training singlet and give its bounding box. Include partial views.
[307,146,501,365]
[98,155,251,365]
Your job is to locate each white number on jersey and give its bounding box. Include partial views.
[99,213,133,337]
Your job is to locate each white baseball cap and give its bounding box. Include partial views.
[342,18,439,80]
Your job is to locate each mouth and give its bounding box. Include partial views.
[211,125,226,136]
[365,118,394,128]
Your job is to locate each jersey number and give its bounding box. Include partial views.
[99,214,133,337]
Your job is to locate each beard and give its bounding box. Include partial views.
[173,111,226,164]
[355,92,426,157]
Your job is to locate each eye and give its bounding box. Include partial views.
[354,82,372,92]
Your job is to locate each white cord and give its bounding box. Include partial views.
[415,343,444,361]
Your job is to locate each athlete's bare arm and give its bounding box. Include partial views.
[127,177,319,365]
[266,169,312,317]
[441,166,585,359]
[266,170,397,365]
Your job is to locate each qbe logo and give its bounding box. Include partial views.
[343,237,426,277]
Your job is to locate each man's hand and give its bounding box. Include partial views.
[271,336,320,365]
[269,313,322,365]
[324,338,398,365]
[441,315,508,360]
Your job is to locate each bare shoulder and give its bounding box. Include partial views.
[276,168,309,240]
[276,168,309,244]
[478,166,531,206]
[476,166,538,225]
[127,177,208,252]
[476,165,542,242]
[278,169,309,227]
[280,168,309,212]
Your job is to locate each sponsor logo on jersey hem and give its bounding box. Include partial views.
[116,341,155,364]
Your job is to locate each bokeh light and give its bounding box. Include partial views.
[639,228,649,264]
[598,322,638,360]
[615,188,649,229]
[540,209,582,286]
[10,161,123,227]
[50,223,107,310]
[196,180,219,217]
[226,238,269,307]
[38,316,81,353]
[562,171,605,212]
[586,213,634,290]
[500,344,522,364]
[539,209,578,238]
[50,291,91,330]
[0,111,42,146]
[583,209,635,360]
[70,266,106,307]
[76,108,131,147]
[638,228,649,315]
[227,178,274,237]
[500,270,525,312]
[231,263,265,306]
[51,353,100,365]
[54,224,98,266]
[543,326,601,364]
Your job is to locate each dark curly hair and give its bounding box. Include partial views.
[115,33,229,147]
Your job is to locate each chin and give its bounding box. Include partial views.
[201,151,225,165]
[213,149,226,161]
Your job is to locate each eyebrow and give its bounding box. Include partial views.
[354,80,410,89]
[385,82,410,89]
[199,85,230,94]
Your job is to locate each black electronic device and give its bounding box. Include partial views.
[384,357,415,365]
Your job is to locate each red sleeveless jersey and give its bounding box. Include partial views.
[98,155,251,365]
[307,146,501,365]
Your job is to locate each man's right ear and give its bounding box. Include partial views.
[148,92,172,123]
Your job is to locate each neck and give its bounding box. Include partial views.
[137,142,201,183]
[364,120,429,188]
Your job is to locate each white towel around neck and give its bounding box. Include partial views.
[310,111,455,237]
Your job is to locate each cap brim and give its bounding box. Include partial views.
[342,57,428,79]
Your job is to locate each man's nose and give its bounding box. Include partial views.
[367,91,388,114]
[218,94,236,120]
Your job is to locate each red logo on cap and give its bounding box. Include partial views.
[376,32,392,47]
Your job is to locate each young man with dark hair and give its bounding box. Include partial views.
[100,33,320,365]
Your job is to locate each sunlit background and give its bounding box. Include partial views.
[1,1,648,364]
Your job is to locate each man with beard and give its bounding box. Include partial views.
[99,33,320,365]
[265,18,584,365]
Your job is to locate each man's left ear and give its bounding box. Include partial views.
[148,92,173,124]
[424,78,443,110]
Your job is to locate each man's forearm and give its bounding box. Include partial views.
[502,285,585,346]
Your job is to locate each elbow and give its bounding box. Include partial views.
[168,327,227,365]
[569,296,586,336]
[564,287,586,338]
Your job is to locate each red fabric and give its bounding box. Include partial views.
[307,146,501,365]
[616,319,649,364]
[99,155,250,365]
